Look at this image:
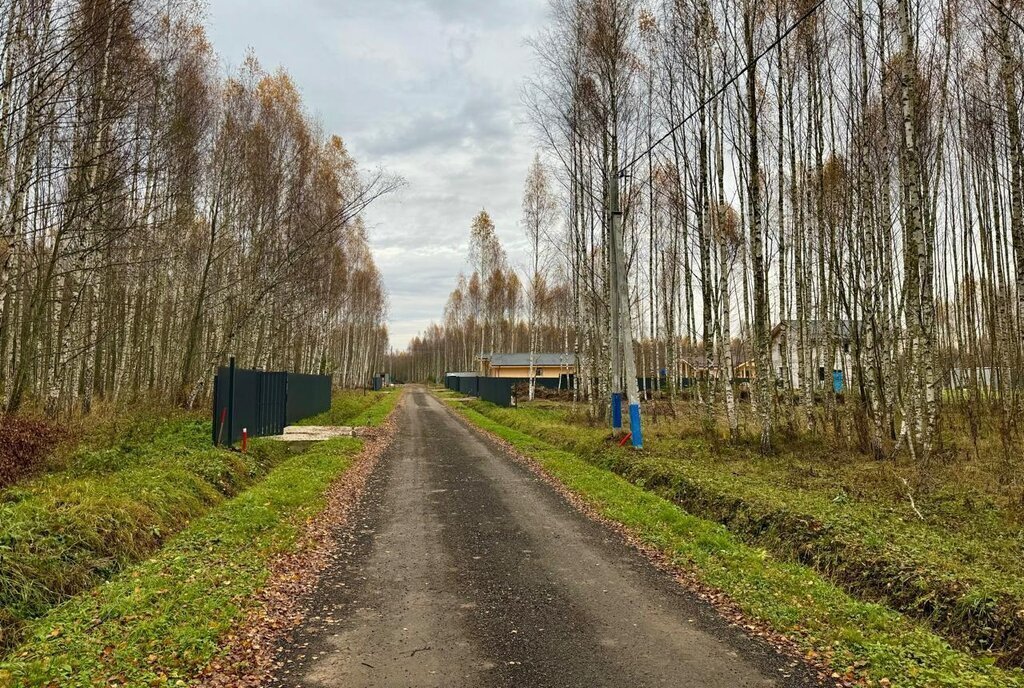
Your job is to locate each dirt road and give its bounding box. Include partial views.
[269,387,821,688]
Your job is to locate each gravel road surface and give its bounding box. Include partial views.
[269,387,822,688]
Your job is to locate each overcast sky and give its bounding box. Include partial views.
[207,0,548,350]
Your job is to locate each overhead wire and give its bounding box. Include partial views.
[618,0,830,177]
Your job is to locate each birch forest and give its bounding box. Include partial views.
[402,0,1024,463]
[0,0,394,417]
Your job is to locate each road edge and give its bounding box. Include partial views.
[197,391,405,687]
[432,390,838,688]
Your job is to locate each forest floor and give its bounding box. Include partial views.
[0,389,399,687]
[438,389,1024,687]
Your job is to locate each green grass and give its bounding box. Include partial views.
[0,436,365,687]
[445,394,1024,667]
[0,389,399,666]
[298,388,399,428]
[0,415,295,655]
[443,394,1024,687]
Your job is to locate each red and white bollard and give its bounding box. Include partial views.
[241,428,248,453]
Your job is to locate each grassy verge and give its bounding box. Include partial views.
[298,388,399,428]
[0,389,397,657]
[0,416,292,653]
[442,393,1024,687]
[0,435,365,687]
[444,394,1024,667]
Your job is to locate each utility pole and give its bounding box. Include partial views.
[609,166,644,449]
[609,161,623,432]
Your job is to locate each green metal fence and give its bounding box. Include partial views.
[213,360,332,446]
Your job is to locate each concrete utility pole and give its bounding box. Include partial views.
[608,166,644,449]
[609,167,623,432]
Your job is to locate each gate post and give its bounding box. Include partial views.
[227,355,236,447]
[212,372,219,446]
[283,373,289,432]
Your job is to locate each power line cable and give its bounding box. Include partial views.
[618,0,830,176]
[989,0,1024,36]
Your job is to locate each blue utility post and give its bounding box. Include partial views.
[612,392,623,430]
[629,402,643,448]
[608,162,643,449]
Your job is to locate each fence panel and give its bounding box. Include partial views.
[479,378,515,407]
[258,372,288,436]
[457,376,480,396]
[213,366,332,446]
[286,373,332,424]
[446,373,478,391]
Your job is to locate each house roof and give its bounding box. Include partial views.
[679,358,716,370]
[484,353,575,367]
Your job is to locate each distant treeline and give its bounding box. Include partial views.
[399,0,1023,464]
[0,0,398,415]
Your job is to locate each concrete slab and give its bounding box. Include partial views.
[271,426,364,442]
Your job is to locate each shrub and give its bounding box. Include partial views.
[0,417,62,489]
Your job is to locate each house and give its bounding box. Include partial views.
[733,360,758,380]
[682,358,721,380]
[770,320,857,390]
[671,359,699,379]
[479,353,577,379]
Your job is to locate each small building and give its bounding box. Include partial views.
[646,360,699,388]
[479,353,577,379]
[733,360,757,380]
[657,359,698,380]
[683,358,721,381]
[771,320,857,390]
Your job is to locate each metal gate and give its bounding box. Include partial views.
[213,360,332,446]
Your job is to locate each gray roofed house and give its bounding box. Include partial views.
[770,320,858,390]
[483,353,575,367]
[479,353,577,379]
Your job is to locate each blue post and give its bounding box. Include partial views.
[629,403,643,449]
[612,392,623,430]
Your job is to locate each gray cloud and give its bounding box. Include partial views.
[208,0,547,349]
[363,0,539,26]
[359,92,515,157]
